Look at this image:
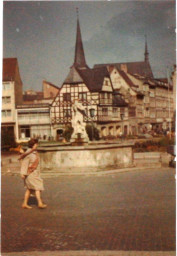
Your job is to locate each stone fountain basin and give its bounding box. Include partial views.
[38,142,134,172]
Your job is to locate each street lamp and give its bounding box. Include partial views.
[89,108,95,141]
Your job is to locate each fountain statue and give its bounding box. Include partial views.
[38,100,134,172]
[70,99,89,143]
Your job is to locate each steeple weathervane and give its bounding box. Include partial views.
[144,35,149,62]
[73,8,88,69]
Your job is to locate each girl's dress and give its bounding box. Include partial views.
[20,149,44,191]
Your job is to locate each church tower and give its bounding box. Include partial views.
[144,35,149,63]
[73,8,88,69]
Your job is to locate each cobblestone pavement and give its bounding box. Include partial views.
[1,167,176,255]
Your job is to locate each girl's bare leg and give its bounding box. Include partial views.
[35,190,47,208]
[22,189,32,209]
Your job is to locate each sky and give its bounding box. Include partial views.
[3,0,176,91]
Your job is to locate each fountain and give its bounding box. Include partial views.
[38,101,134,173]
[70,99,90,145]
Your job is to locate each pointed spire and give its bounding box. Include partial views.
[144,35,149,62]
[73,8,88,69]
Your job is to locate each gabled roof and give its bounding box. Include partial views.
[3,58,18,81]
[118,70,137,88]
[64,66,84,84]
[94,61,154,78]
[43,80,60,90]
[63,66,111,92]
[78,66,111,92]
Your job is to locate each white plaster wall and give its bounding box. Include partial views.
[2,81,15,123]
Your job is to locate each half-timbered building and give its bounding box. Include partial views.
[94,37,174,134]
[51,15,128,139]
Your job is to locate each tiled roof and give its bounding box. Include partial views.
[64,66,111,92]
[23,93,43,102]
[118,70,136,88]
[78,66,111,92]
[155,78,168,83]
[94,61,154,78]
[64,66,84,84]
[43,80,60,90]
[3,58,18,81]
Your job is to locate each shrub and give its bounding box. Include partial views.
[63,125,74,142]
[134,136,175,152]
[158,137,175,147]
[86,124,100,141]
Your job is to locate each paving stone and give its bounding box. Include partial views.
[1,168,175,254]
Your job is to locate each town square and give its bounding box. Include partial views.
[1,1,176,256]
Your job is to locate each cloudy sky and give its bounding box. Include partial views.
[3,0,176,91]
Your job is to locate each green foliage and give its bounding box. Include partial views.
[158,137,175,147]
[134,136,175,152]
[86,124,100,141]
[63,125,74,142]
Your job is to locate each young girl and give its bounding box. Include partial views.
[20,138,47,209]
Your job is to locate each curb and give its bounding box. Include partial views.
[1,166,174,178]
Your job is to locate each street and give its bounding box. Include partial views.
[1,168,176,254]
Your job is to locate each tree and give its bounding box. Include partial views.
[86,124,100,141]
[63,125,74,142]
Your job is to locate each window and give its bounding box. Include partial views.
[100,93,105,99]
[2,96,11,104]
[150,91,155,97]
[78,93,87,101]
[1,109,11,117]
[105,80,109,86]
[144,96,149,103]
[145,107,149,117]
[113,108,118,116]
[20,126,30,138]
[120,108,125,114]
[107,93,111,99]
[63,93,71,102]
[102,108,108,116]
[129,107,136,117]
[3,83,11,90]
[63,109,71,117]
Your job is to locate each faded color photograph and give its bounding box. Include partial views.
[1,1,176,256]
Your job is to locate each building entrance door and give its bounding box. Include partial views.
[56,129,63,141]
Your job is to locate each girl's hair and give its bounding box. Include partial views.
[28,138,39,148]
